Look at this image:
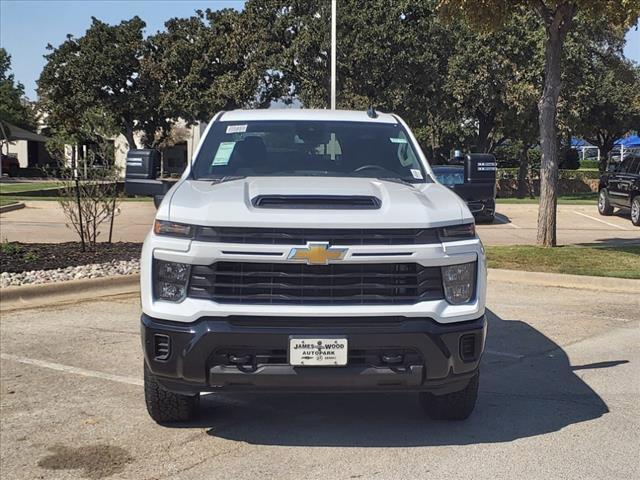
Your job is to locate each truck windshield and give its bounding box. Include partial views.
[191,120,429,183]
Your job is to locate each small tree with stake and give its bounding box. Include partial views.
[47,109,122,251]
[438,0,639,246]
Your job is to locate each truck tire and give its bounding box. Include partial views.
[598,189,614,216]
[419,372,479,420]
[476,212,495,224]
[631,196,640,226]
[144,363,199,424]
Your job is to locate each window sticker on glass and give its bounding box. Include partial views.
[390,137,408,144]
[410,169,423,180]
[226,124,247,134]
[212,142,236,166]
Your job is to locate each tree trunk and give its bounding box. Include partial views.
[517,144,529,199]
[536,4,575,247]
[476,110,495,153]
[123,122,138,150]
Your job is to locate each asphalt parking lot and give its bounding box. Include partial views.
[0,201,638,246]
[1,278,638,480]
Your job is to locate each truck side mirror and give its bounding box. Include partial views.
[125,149,169,203]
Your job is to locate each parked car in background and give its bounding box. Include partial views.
[432,154,497,223]
[1,153,20,177]
[598,152,640,226]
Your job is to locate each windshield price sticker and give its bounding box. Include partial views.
[289,337,348,366]
[226,124,247,134]
[390,137,408,144]
[212,142,236,165]
[410,169,423,179]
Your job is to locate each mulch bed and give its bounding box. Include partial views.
[0,242,142,273]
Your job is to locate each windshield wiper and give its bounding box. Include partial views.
[377,177,418,187]
[207,176,246,185]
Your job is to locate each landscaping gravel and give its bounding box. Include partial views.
[0,259,139,288]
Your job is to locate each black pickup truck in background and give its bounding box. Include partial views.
[598,151,640,226]
[432,154,497,223]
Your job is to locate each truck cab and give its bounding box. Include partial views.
[127,109,487,423]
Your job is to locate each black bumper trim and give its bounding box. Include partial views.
[142,313,486,394]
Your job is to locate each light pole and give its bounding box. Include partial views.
[330,0,336,110]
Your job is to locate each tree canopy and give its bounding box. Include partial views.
[34,0,640,201]
[0,48,37,131]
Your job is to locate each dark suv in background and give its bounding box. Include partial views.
[598,152,640,226]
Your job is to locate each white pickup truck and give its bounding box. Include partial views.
[126,109,487,424]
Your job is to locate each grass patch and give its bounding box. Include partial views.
[0,197,19,207]
[486,245,640,279]
[496,192,597,205]
[0,181,62,194]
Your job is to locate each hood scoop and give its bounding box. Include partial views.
[251,195,382,210]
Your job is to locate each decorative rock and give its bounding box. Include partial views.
[0,259,140,288]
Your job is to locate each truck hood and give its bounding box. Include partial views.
[162,177,471,229]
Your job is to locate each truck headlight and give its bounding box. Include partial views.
[154,260,191,302]
[154,220,194,238]
[441,262,476,304]
[438,223,475,241]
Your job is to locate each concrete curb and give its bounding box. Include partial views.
[488,268,640,294]
[0,202,25,214]
[0,274,140,311]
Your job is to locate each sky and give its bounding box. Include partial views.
[0,0,639,100]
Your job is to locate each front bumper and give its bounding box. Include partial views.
[142,314,486,395]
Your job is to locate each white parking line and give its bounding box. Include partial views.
[0,353,142,386]
[484,349,524,359]
[493,216,522,229]
[572,211,627,230]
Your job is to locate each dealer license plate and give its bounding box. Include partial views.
[289,337,348,366]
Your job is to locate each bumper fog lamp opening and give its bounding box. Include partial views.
[442,262,476,305]
[154,259,191,302]
[158,282,187,302]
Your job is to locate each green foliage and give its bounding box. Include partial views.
[580,159,599,169]
[560,148,580,170]
[38,17,170,149]
[0,48,37,130]
[0,240,23,256]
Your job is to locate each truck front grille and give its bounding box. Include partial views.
[194,227,439,245]
[188,262,444,305]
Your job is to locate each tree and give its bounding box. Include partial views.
[38,17,172,149]
[574,53,640,171]
[439,0,639,246]
[0,48,37,130]
[146,6,285,125]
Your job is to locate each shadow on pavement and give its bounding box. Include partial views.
[578,240,640,248]
[176,309,610,446]
[492,213,513,225]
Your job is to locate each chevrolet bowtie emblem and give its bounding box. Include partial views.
[288,242,348,265]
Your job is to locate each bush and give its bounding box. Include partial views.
[580,159,599,170]
[57,165,122,248]
[560,149,580,170]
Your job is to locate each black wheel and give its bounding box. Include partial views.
[8,165,19,177]
[598,189,614,216]
[144,363,199,424]
[419,372,479,420]
[631,196,640,227]
[476,213,495,224]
